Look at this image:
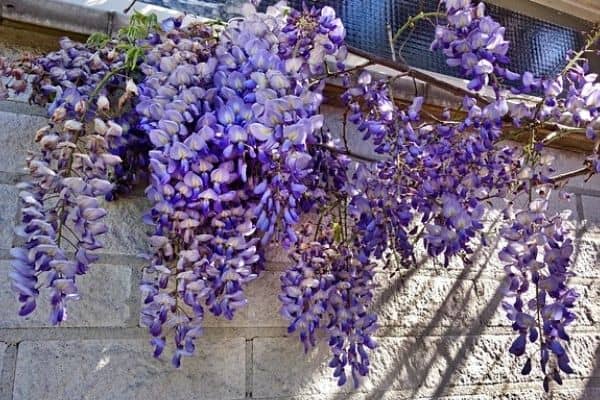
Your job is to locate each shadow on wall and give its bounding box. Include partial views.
[365,215,508,399]
[257,212,600,400]
[577,222,600,400]
[362,215,599,399]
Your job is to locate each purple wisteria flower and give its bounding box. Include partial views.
[137,5,352,370]
[279,4,347,78]
[501,192,578,387]
[9,38,127,324]
[280,222,378,388]
[431,1,517,92]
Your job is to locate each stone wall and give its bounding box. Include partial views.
[1,42,600,400]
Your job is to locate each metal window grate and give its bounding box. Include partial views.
[142,0,588,78]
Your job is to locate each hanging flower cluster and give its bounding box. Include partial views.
[3,0,598,391]
[431,0,517,91]
[8,37,132,324]
[501,189,578,389]
[0,53,32,98]
[342,72,518,268]
[281,221,378,387]
[136,5,349,366]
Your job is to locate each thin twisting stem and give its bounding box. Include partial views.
[57,67,124,247]
[124,0,139,14]
[346,45,491,106]
[391,12,445,43]
[313,143,380,163]
[548,167,592,184]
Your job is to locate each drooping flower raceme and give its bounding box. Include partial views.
[281,221,378,388]
[431,0,518,91]
[10,38,127,324]
[137,5,351,367]
[500,191,578,388]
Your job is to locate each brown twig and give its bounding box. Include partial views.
[313,143,380,163]
[345,45,491,107]
[548,167,592,184]
[549,136,600,183]
[312,61,373,81]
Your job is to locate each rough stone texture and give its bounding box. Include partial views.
[245,272,286,327]
[495,388,600,400]
[374,273,505,330]
[101,196,152,256]
[12,338,246,400]
[241,387,600,400]
[252,334,600,398]
[249,393,490,400]
[0,184,18,249]
[0,261,132,328]
[582,195,600,223]
[0,342,6,378]
[572,233,600,278]
[574,280,600,326]
[0,111,45,174]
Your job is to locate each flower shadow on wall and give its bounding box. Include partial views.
[274,211,597,399]
[354,214,509,399]
[583,345,600,398]
[368,227,599,399]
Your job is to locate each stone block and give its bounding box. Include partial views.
[374,273,506,330]
[0,184,18,249]
[245,272,286,327]
[0,342,6,378]
[0,261,132,328]
[494,387,600,400]
[582,195,600,223]
[0,111,45,174]
[13,338,246,400]
[571,234,600,278]
[252,334,600,398]
[101,197,152,256]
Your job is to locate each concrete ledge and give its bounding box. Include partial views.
[0,101,46,117]
[529,0,600,23]
[0,0,128,36]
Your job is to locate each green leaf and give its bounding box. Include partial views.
[117,11,160,43]
[87,32,110,48]
[123,46,140,71]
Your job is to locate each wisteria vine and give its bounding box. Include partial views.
[2,0,599,391]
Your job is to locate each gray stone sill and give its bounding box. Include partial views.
[0,100,46,117]
[0,0,129,36]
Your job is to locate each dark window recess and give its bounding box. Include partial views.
[143,0,588,78]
